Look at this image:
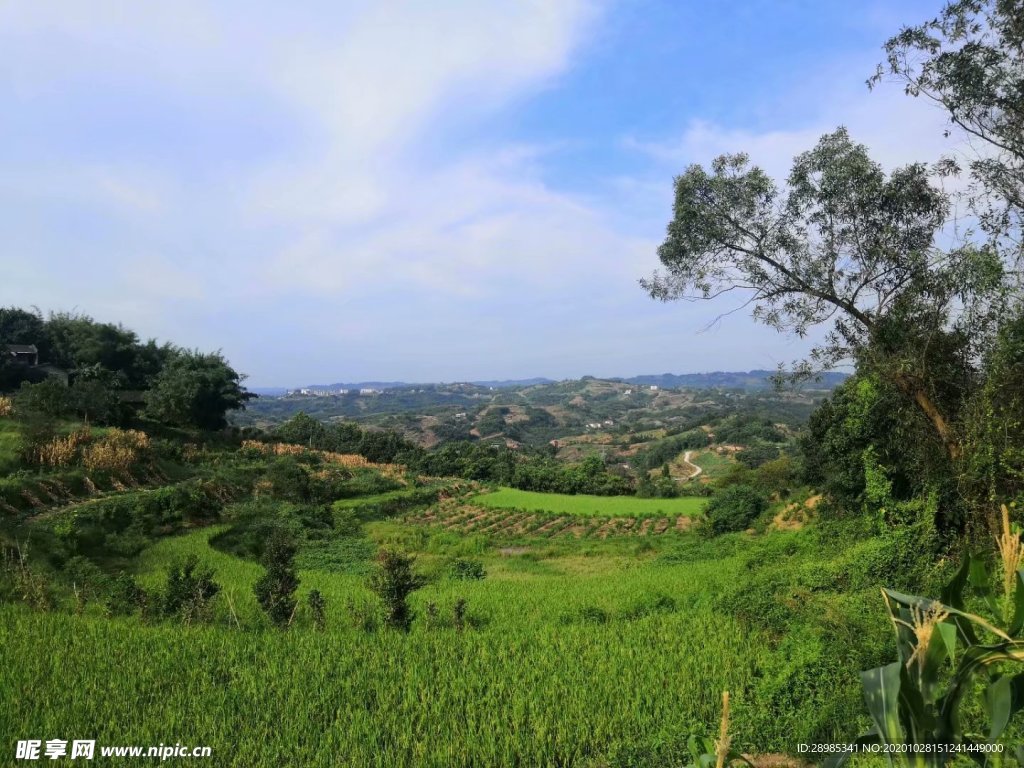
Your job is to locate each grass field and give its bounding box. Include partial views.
[474,487,706,517]
[1,440,1000,766]
[0,521,906,766]
[0,419,21,475]
[688,449,736,482]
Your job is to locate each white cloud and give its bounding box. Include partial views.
[0,2,975,383]
[624,57,959,181]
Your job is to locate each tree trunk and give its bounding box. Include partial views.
[905,381,962,461]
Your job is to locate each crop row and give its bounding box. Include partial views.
[404,501,693,538]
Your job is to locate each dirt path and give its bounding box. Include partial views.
[680,450,702,480]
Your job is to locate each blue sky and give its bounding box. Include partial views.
[0,1,956,386]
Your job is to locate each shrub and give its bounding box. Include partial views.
[163,555,221,624]
[0,396,13,417]
[307,589,326,631]
[62,555,109,610]
[264,457,311,501]
[368,548,424,631]
[704,484,768,534]
[254,530,300,628]
[447,557,486,581]
[106,573,151,617]
[453,597,468,631]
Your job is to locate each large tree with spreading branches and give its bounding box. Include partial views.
[643,128,1007,461]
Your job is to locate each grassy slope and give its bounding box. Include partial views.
[0,516,921,766]
[474,487,706,517]
[0,419,21,475]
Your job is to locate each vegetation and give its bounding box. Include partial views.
[1,1,1024,763]
[474,487,706,517]
[703,485,767,535]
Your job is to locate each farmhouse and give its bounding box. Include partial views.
[5,344,38,366]
[4,344,69,384]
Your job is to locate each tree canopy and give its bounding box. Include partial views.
[643,128,1007,459]
[873,0,1024,265]
[144,350,254,431]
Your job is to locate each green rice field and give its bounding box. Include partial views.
[474,487,706,517]
[0,522,900,766]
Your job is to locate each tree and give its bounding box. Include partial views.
[254,530,299,629]
[15,379,71,420]
[368,549,424,631]
[643,128,1008,461]
[0,307,48,390]
[144,350,253,430]
[872,0,1024,266]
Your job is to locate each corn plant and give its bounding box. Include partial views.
[684,692,753,768]
[828,506,1024,767]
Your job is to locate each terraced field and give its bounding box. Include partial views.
[404,494,700,538]
[475,487,706,517]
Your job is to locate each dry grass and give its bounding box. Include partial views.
[32,429,91,468]
[0,396,13,417]
[241,440,406,480]
[81,429,150,472]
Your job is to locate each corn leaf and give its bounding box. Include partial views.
[862,662,903,744]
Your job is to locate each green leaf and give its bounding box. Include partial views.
[1009,569,1024,637]
[821,732,881,768]
[918,619,955,704]
[986,675,1012,743]
[985,672,1024,743]
[862,662,903,744]
[941,555,971,610]
[969,557,999,616]
[937,621,957,661]
[939,642,1024,735]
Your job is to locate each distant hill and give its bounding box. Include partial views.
[248,387,289,397]
[306,378,555,391]
[279,371,846,394]
[619,370,848,390]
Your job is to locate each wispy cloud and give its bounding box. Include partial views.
[0,1,963,384]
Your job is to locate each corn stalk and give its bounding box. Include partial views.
[826,542,1024,768]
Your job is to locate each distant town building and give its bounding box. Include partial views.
[649,385,659,391]
[623,389,632,395]
[287,387,349,397]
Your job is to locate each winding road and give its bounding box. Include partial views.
[680,450,703,480]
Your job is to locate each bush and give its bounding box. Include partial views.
[704,484,768,534]
[254,530,300,628]
[307,589,326,630]
[163,555,221,624]
[62,555,109,610]
[106,572,151,617]
[368,548,424,631]
[447,557,486,581]
[264,457,311,501]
